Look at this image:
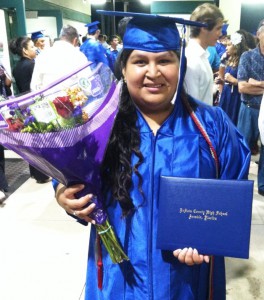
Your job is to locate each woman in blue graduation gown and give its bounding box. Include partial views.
[80,21,109,69]
[218,32,249,125]
[55,11,250,300]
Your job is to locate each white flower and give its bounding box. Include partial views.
[231,33,242,46]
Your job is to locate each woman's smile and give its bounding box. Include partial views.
[143,82,166,92]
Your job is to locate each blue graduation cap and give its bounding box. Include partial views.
[97,10,206,105]
[30,30,45,41]
[85,21,100,34]
[221,24,229,36]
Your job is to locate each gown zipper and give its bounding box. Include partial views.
[148,131,158,300]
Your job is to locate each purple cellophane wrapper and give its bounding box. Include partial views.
[0,63,120,224]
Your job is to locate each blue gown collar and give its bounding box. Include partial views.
[136,96,186,135]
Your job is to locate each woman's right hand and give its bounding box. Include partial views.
[56,183,96,224]
[214,76,224,85]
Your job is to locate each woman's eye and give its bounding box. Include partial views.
[159,59,171,64]
[134,60,146,65]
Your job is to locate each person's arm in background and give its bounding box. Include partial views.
[239,79,264,95]
[216,52,228,94]
[96,43,110,67]
[3,68,12,87]
[4,76,11,87]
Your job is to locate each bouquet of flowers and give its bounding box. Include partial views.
[0,62,128,264]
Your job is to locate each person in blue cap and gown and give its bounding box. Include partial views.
[31,30,46,55]
[216,24,229,58]
[55,11,251,300]
[80,21,109,69]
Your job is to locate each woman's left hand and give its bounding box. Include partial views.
[173,247,210,265]
[225,73,239,86]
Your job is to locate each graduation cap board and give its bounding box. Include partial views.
[221,23,229,36]
[30,30,45,41]
[85,21,100,34]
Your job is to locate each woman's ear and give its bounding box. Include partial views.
[22,47,28,57]
[122,69,126,81]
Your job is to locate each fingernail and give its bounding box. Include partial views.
[205,256,210,263]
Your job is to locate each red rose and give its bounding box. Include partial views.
[53,96,74,118]
[6,118,24,132]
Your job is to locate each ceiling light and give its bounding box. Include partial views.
[140,0,152,5]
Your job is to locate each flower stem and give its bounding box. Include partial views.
[95,219,129,264]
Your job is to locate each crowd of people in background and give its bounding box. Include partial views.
[211,18,264,197]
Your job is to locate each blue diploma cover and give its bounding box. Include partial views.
[156,176,254,259]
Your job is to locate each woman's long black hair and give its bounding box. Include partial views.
[101,50,144,217]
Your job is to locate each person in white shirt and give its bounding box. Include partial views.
[31,25,88,90]
[184,3,224,106]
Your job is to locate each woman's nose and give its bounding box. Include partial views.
[145,63,160,78]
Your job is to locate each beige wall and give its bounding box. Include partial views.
[219,0,242,35]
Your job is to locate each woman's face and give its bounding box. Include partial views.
[23,40,37,59]
[122,50,179,114]
[226,41,236,56]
